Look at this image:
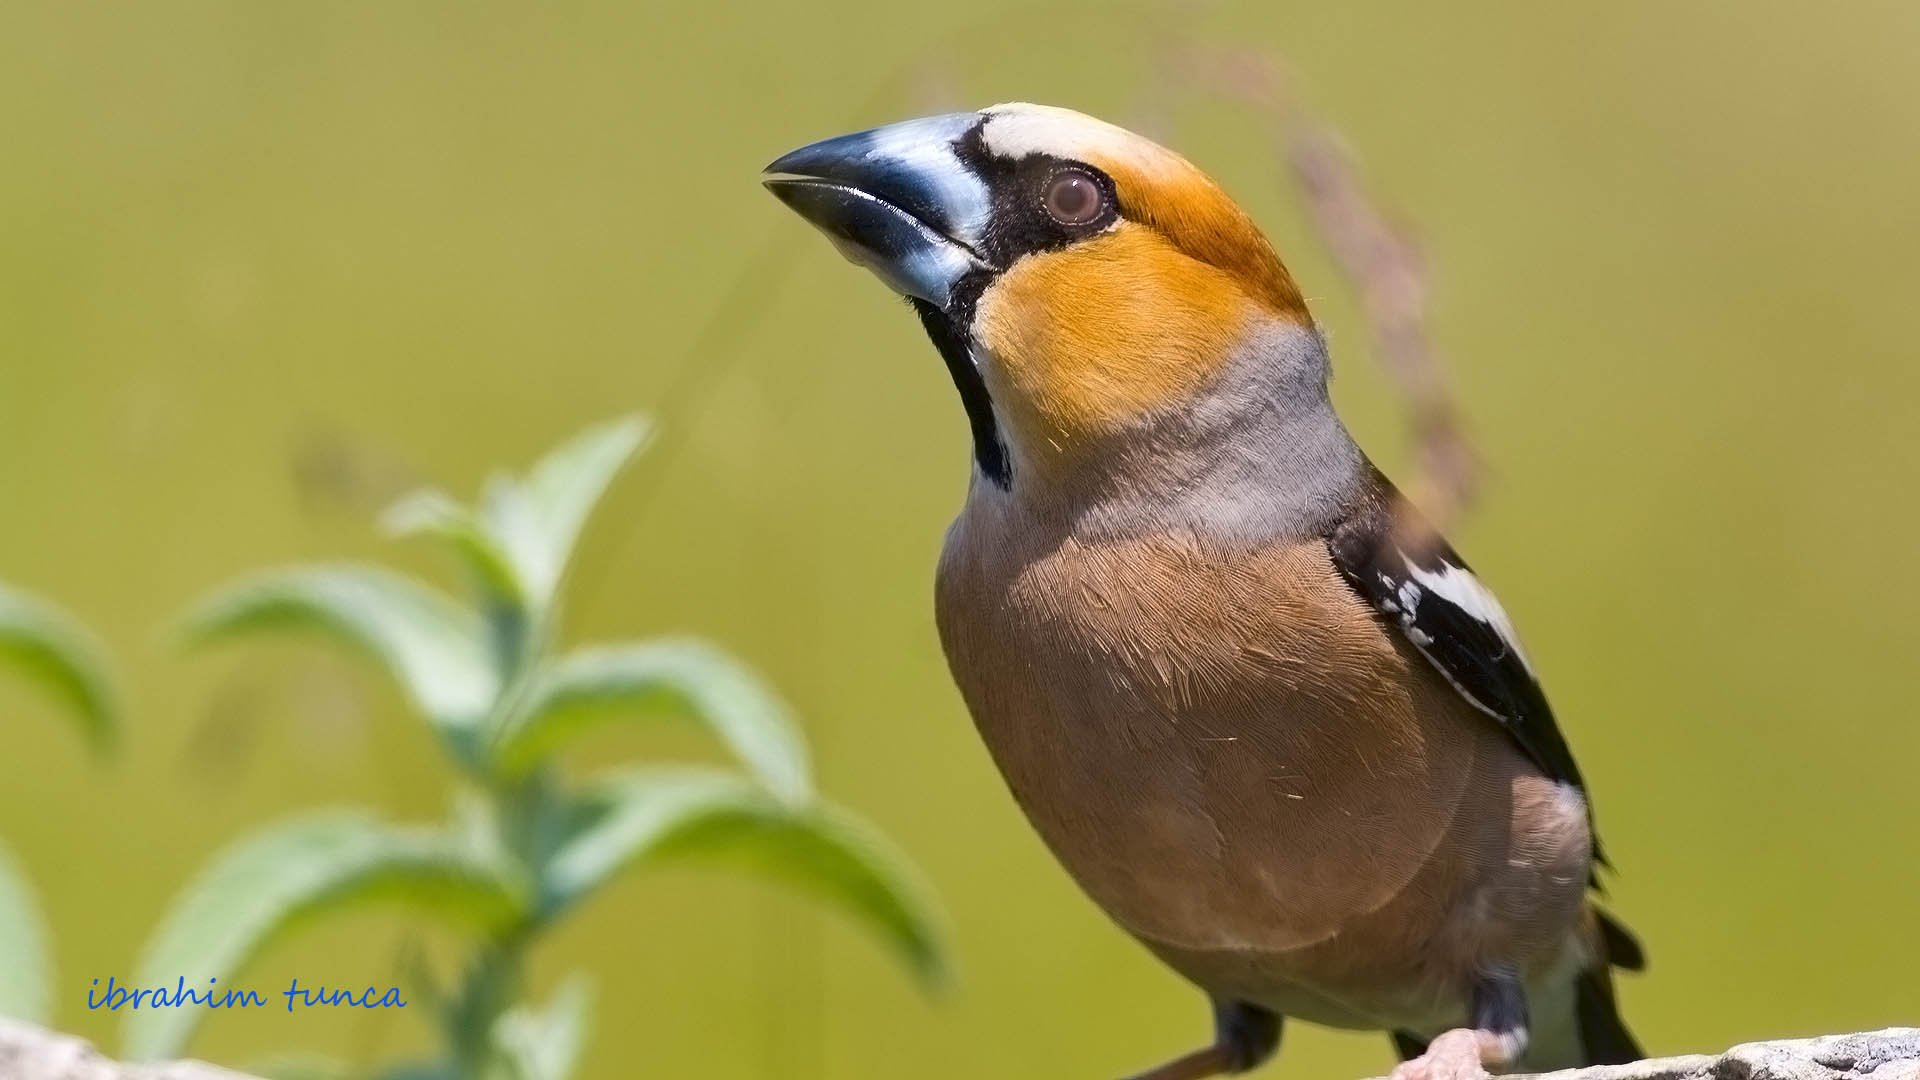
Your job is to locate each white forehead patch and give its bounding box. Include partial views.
[978,103,1188,180]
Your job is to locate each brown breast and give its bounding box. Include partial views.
[935,510,1590,1021]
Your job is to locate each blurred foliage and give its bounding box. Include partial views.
[0,844,52,1024]
[2,1,1918,1078]
[129,419,941,1075]
[0,584,120,1024]
[0,584,119,757]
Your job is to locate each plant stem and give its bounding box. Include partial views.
[438,599,562,1076]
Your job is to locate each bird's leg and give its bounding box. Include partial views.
[1390,970,1529,1080]
[1123,999,1281,1080]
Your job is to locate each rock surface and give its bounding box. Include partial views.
[1375,1030,1920,1080]
[0,1020,258,1080]
[3,1017,1915,1080]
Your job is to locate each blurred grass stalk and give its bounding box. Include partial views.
[125,416,944,1080]
[1142,34,1479,548]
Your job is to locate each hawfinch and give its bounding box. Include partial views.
[764,103,1643,1080]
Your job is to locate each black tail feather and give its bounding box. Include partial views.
[1597,908,1647,972]
[1575,968,1644,1065]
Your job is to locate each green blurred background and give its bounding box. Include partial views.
[3,0,1917,1076]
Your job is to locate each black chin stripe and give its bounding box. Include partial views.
[909,295,1008,488]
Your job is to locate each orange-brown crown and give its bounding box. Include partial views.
[979,104,1308,320]
[968,105,1310,466]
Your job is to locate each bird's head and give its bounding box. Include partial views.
[764,103,1335,506]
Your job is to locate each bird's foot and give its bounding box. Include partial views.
[1388,1029,1505,1080]
[1121,1000,1282,1080]
[1119,1044,1235,1080]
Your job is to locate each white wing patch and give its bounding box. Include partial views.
[1401,555,1536,675]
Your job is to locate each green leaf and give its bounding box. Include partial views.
[179,565,499,733]
[126,811,526,1061]
[480,416,650,614]
[383,489,528,611]
[546,768,944,988]
[0,841,51,1023]
[0,581,118,754]
[492,974,592,1080]
[492,639,811,802]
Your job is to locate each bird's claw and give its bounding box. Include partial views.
[1390,1029,1498,1080]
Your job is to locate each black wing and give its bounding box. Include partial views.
[1325,475,1609,870]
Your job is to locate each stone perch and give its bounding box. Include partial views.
[1370,1030,1920,1080]
[1,1018,1915,1080]
[0,1020,259,1080]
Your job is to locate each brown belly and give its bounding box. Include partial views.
[935,521,1590,1026]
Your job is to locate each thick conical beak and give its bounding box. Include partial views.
[762,112,992,310]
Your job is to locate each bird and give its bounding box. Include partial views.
[762,103,1643,1080]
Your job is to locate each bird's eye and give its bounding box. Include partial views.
[1043,169,1105,226]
